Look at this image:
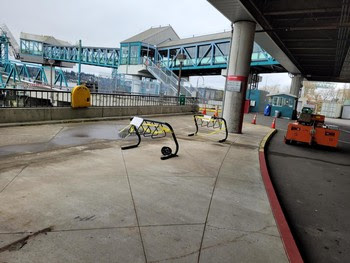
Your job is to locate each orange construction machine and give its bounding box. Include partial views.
[284,107,340,148]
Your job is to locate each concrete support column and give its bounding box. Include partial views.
[223,21,256,133]
[131,75,142,94]
[44,67,55,88]
[290,74,303,97]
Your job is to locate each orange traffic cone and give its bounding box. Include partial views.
[213,106,219,118]
[251,114,257,125]
[202,105,207,115]
[271,117,276,129]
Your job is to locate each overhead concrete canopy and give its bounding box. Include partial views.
[208,0,350,82]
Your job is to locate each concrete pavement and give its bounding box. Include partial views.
[0,115,288,263]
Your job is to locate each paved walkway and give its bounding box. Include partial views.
[0,115,287,263]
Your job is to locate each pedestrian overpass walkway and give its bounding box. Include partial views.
[0,25,285,95]
[1,25,282,73]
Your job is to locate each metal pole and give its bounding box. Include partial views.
[78,39,82,85]
[50,65,53,89]
[177,61,182,97]
[48,59,55,89]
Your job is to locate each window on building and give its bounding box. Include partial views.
[279,97,285,106]
[272,97,278,106]
[130,45,139,65]
[121,46,129,65]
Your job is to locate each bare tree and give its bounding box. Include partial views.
[260,84,281,94]
[303,81,316,97]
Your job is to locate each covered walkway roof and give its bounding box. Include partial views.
[208,0,350,82]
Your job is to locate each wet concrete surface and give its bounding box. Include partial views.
[244,113,350,263]
[0,122,127,157]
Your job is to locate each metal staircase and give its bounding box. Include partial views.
[0,24,20,59]
[143,57,196,96]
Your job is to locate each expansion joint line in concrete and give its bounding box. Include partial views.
[197,144,232,263]
[0,164,29,194]
[47,126,65,143]
[121,151,148,263]
[0,223,205,235]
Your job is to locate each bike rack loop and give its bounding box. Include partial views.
[188,114,228,143]
[121,117,179,160]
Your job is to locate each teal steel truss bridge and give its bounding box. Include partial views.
[1,25,285,90]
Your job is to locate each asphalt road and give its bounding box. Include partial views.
[244,113,350,263]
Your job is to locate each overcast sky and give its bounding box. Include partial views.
[2,0,292,89]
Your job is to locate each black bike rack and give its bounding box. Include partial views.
[121,117,179,160]
[188,114,228,143]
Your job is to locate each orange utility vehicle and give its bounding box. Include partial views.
[284,107,340,147]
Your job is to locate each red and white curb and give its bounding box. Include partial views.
[259,129,303,263]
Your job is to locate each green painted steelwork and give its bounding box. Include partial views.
[155,41,279,71]
[0,60,70,88]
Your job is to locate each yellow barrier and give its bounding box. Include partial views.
[119,123,172,138]
[199,107,222,113]
[71,85,91,108]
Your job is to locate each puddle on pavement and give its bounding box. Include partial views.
[0,124,127,157]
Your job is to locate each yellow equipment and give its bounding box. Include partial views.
[71,85,91,108]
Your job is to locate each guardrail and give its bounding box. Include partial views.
[0,88,198,108]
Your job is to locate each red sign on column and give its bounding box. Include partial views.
[226,75,247,92]
[227,75,247,81]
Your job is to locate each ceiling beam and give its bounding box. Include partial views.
[302,64,334,66]
[272,16,340,22]
[298,59,336,62]
[293,53,336,57]
[264,8,341,16]
[288,47,336,50]
[282,38,335,42]
[257,24,350,32]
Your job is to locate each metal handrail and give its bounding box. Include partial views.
[144,57,194,96]
[144,57,178,94]
[0,88,197,108]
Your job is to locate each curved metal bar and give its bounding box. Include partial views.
[217,116,228,143]
[121,125,141,150]
[160,121,179,160]
[188,114,228,143]
[188,115,199,137]
[121,117,179,160]
[142,118,179,160]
